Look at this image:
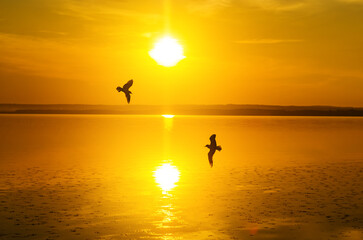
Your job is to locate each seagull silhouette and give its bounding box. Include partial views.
[116,79,133,104]
[205,134,222,167]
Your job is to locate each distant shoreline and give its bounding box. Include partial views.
[1,104,363,116]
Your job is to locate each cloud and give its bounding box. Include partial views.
[188,0,232,15]
[58,0,161,23]
[235,39,304,44]
[187,0,319,15]
[0,0,162,40]
[337,0,363,3]
[0,33,103,81]
[246,0,309,11]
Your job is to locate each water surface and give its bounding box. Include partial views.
[0,115,362,239]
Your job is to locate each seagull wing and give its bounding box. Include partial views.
[125,92,131,104]
[208,150,214,167]
[123,79,133,91]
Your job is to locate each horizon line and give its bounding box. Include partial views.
[1,103,363,108]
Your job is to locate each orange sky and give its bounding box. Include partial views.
[0,0,363,106]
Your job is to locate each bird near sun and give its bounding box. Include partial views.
[116,79,133,104]
[205,134,222,167]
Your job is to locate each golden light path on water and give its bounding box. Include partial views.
[153,162,180,232]
[153,163,180,193]
[151,114,180,232]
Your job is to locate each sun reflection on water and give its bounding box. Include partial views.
[162,115,174,132]
[153,163,180,194]
[162,114,175,118]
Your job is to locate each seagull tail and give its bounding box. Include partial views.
[209,159,213,167]
[216,146,222,151]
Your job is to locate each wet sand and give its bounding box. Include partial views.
[0,162,362,239]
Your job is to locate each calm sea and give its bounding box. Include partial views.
[0,114,362,239]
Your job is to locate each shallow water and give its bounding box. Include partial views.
[0,114,362,239]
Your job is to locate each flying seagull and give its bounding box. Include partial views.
[205,134,222,167]
[116,79,133,104]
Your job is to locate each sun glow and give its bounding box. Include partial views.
[162,114,175,118]
[153,163,180,192]
[149,36,185,67]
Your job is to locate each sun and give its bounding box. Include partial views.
[149,36,186,67]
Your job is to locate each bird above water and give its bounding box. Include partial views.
[205,134,222,167]
[116,79,133,104]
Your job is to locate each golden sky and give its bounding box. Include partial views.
[0,0,363,106]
